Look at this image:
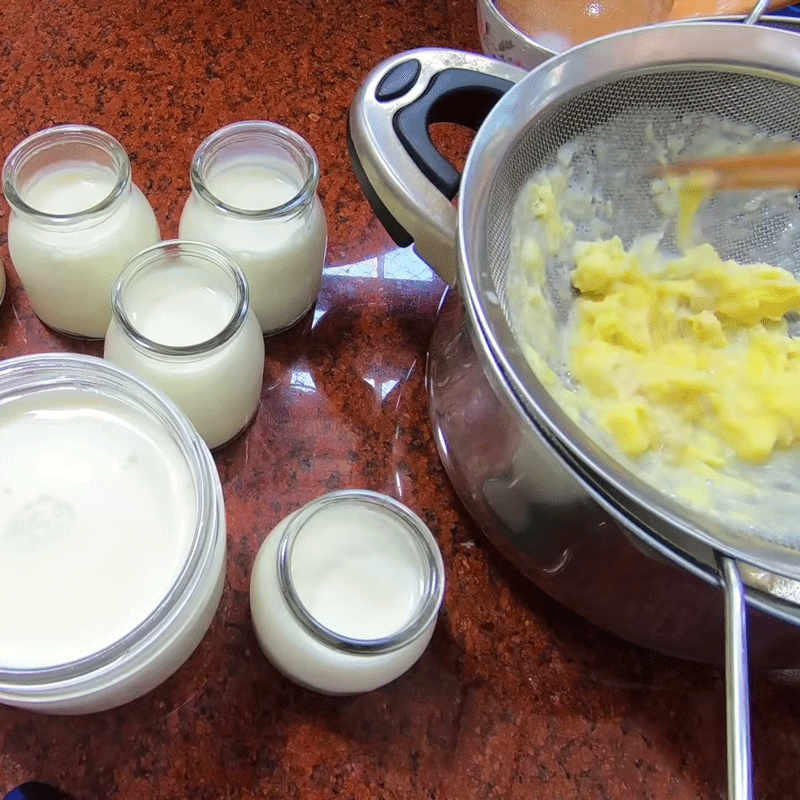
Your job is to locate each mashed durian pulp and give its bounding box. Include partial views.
[510,172,800,484]
[571,237,800,470]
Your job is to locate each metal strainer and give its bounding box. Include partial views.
[461,25,800,571]
[349,19,800,799]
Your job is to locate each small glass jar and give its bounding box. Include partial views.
[179,121,328,335]
[2,125,161,338]
[104,240,265,450]
[249,490,445,695]
[0,354,226,714]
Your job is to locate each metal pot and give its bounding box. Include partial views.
[348,24,800,798]
[348,28,800,660]
[427,285,800,666]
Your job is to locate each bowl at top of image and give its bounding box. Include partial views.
[477,0,799,69]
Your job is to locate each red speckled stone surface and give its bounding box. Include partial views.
[0,1,799,798]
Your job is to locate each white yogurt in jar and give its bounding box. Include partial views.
[0,354,226,714]
[104,240,264,450]
[3,126,160,338]
[179,121,327,335]
[250,490,445,695]
[292,506,424,640]
[0,389,196,669]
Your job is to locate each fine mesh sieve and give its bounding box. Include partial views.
[453,24,800,800]
[487,68,800,556]
[461,23,800,584]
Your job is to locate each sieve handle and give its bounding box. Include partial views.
[347,48,526,286]
[719,555,754,800]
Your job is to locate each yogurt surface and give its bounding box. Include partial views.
[290,502,425,640]
[21,163,116,215]
[0,389,197,669]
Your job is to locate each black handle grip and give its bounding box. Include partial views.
[393,68,514,200]
[346,114,414,248]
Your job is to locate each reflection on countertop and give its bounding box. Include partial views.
[0,0,799,798]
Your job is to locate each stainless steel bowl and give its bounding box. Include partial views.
[348,25,800,798]
[477,0,800,69]
[347,29,800,663]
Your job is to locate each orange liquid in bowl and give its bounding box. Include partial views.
[495,0,673,48]
[494,0,794,49]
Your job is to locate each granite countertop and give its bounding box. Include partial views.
[1,0,799,798]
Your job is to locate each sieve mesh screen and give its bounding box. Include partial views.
[475,60,800,558]
[486,68,800,323]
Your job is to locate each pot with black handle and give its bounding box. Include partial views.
[349,23,800,800]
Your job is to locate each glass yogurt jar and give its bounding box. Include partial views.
[104,240,265,450]
[179,121,328,335]
[0,354,226,714]
[250,490,445,694]
[2,125,160,338]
